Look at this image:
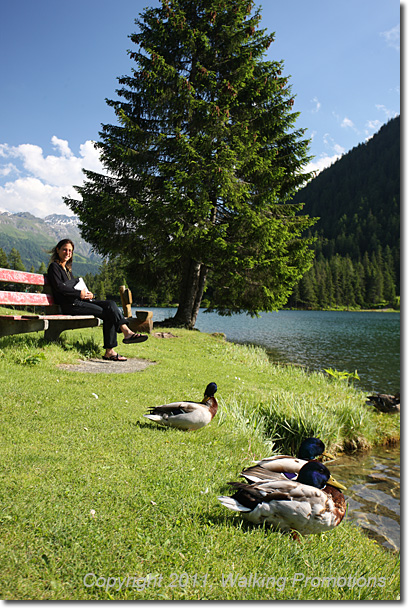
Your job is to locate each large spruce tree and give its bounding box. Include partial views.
[66,0,316,328]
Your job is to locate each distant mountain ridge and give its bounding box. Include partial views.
[0,212,102,276]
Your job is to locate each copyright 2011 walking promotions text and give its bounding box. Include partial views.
[83,571,386,593]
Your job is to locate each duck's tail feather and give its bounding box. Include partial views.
[217,496,251,512]
[143,414,164,422]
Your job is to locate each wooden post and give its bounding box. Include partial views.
[119,285,153,333]
[119,285,133,318]
[126,311,153,334]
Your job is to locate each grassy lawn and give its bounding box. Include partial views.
[0,326,400,600]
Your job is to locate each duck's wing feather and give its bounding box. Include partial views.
[143,401,212,430]
[241,465,292,483]
[229,478,326,505]
[242,456,307,480]
[146,401,207,416]
[258,456,307,469]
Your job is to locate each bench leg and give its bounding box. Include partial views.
[44,326,63,342]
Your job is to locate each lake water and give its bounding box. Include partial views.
[330,445,400,552]
[137,308,400,394]
[134,307,401,550]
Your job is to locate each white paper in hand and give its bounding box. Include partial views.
[74,277,89,292]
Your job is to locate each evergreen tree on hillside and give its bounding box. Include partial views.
[0,248,8,269]
[287,246,398,310]
[8,248,25,271]
[66,0,315,328]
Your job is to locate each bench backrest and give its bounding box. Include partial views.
[0,267,54,307]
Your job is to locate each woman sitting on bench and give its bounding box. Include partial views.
[47,239,147,361]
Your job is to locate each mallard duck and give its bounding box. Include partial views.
[218,461,347,535]
[241,437,335,483]
[143,382,218,431]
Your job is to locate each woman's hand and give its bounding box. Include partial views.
[80,289,94,300]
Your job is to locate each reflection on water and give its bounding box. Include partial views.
[330,446,400,551]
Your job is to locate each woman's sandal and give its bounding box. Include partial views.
[123,333,148,344]
[103,354,127,361]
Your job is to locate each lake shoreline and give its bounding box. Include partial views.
[138,307,400,395]
[135,304,400,313]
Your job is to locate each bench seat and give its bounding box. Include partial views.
[0,312,101,340]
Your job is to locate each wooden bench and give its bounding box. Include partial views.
[0,268,153,341]
[0,267,102,341]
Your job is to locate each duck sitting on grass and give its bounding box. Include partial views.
[143,382,218,431]
[241,437,335,484]
[218,461,346,535]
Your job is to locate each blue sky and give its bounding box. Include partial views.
[0,0,401,217]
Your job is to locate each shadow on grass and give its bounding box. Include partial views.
[0,333,102,359]
[61,337,101,359]
[0,334,46,348]
[132,420,174,433]
[198,508,283,534]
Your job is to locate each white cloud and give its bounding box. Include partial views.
[366,119,382,131]
[0,177,78,218]
[341,117,355,129]
[0,138,104,217]
[0,163,18,178]
[381,24,400,51]
[306,132,345,175]
[364,108,399,140]
[51,136,72,158]
[305,153,343,176]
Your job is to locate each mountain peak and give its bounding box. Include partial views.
[14,212,37,219]
[44,214,78,225]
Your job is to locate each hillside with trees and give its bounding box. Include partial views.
[286,116,400,309]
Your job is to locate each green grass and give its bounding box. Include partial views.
[0,326,400,600]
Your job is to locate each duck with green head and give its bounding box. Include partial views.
[219,461,347,535]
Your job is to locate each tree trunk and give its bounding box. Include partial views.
[167,258,208,328]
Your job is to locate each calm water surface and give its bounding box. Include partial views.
[135,307,401,549]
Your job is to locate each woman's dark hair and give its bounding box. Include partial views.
[49,239,75,271]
